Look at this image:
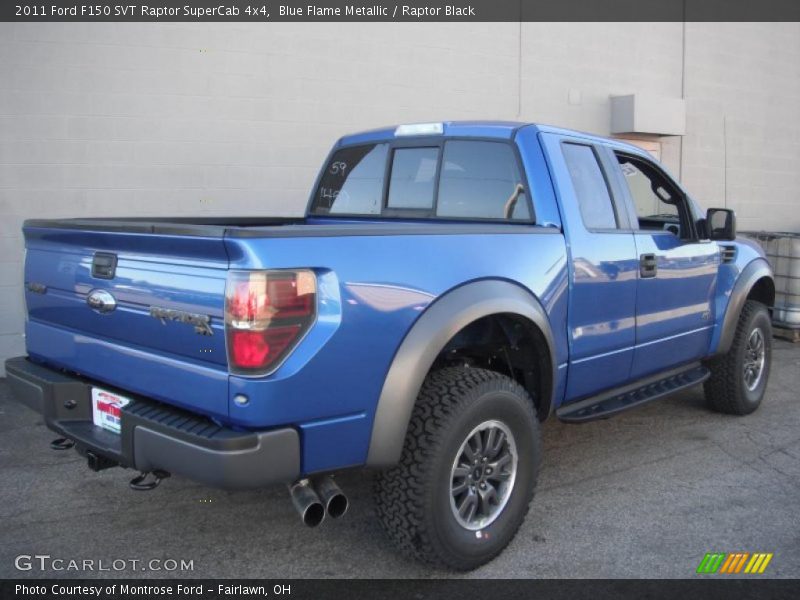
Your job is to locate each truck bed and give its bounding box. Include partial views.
[24,216,543,238]
[22,217,564,429]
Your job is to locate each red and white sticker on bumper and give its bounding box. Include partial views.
[91,388,131,434]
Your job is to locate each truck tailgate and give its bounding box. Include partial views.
[22,222,230,416]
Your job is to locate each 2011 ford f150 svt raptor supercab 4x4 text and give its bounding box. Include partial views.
[7,121,775,570]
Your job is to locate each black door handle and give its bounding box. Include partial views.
[640,253,657,278]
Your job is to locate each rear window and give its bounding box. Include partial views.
[436,141,529,220]
[313,143,388,215]
[310,140,531,221]
[387,147,438,210]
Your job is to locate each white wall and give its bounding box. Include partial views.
[1,22,799,374]
[681,23,800,231]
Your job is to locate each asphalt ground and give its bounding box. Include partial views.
[1,339,798,579]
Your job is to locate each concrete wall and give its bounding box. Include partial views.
[1,22,799,374]
[681,23,800,230]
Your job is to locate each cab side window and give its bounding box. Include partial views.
[562,143,618,230]
[615,153,690,238]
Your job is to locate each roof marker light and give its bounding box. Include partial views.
[394,122,444,136]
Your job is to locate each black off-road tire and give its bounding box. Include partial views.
[374,367,540,571]
[704,300,772,415]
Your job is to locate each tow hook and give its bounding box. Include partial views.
[50,437,74,450]
[129,470,171,491]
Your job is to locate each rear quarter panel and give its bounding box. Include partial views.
[225,228,568,473]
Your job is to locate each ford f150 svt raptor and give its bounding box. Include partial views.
[7,121,775,570]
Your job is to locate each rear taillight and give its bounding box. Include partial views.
[225,270,316,374]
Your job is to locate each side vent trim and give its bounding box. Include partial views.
[720,244,737,264]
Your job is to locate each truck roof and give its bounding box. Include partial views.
[337,121,625,147]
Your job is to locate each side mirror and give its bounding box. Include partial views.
[706,208,736,240]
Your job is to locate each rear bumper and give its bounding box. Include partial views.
[4,356,300,489]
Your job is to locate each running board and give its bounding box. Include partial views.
[556,364,710,423]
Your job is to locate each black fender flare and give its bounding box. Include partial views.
[366,279,557,467]
[716,257,774,355]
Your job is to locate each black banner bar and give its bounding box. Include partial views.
[2,0,800,22]
[3,579,800,600]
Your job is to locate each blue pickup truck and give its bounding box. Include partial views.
[7,121,775,570]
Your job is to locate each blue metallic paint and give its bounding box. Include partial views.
[26,320,230,418]
[224,230,569,472]
[707,244,768,354]
[25,229,229,367]
[20,121,770,476]
[628,232,719,379]
[539,132,639,401]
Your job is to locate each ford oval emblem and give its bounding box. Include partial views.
[86,289,117,314]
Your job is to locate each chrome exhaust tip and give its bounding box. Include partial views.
[315,476,348,519]
[288,479,325,527]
